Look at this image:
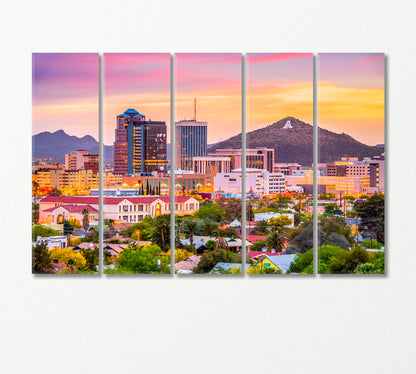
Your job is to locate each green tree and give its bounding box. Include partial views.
[151,215,170,251]
[32,224,60,241]
[323,203,343,216]
[201,220,219,236]
[193,248,234,274]
[287,249,313,274]
[250,239,267,252]
[63,220,73,236]
[354,194,385,243]
[108,244,169,274]
[328,246,370,274]
[195,201,226,222]
[184,219,198,247]
[252,220,269,235]
[32,243,54,274]
[266,231,286,252]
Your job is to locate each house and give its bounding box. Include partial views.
[247,254,296,274]
[73,242,98,252]
[103,243,129,257]
[210,262,242,274]
[33,235,67,250]
[175,255,201,274]
[180,235,251,253]
[40,204,99,226]
[247,251,285,259]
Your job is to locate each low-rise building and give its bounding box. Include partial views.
[38,195,199,224]
[214,169,285,195]
[33,235,67,250]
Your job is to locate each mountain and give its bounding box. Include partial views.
[208,117,384,165]
[32,130,114,162]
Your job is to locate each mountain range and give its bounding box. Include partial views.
[33,118,384,166]
[208,117,384,165]
[32,130,113,162]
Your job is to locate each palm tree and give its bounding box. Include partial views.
[184,219,198,248]
[252,220,269,235]
[82,209,89,233]
[266,231,286,252]
[214,226,228,250]
[107,219,115,238]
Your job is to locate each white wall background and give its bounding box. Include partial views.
[1,1,415,373]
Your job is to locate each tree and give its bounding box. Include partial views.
[107,219,115,237]
[32,224,60,241]
[323,203,343,216]
[80,247,112,271]
[201,220,219,236]
[63,220,73,236]
[354,194,384,243]
[217,198,242,221]
[266,231,286,252]
[250,239,267,252]
[184,219,198,247]
[252,220,269,235]
[195,201,226,222]
[287,249,313,274]
[107,244,170,274]
[269,215,293,233]
[82,209,89,233]
[328,246,370,274]
[32,243,54,274]
[249,267,282,274]
[193,248,234,274]
[49,247,87,269]
[151,215,170,251]
[49,187,62,196]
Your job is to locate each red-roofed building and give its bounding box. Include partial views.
[40,204,99,225]
[38,195,199,224]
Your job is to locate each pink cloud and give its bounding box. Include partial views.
[247,53,312,64]
[360,54,384,65]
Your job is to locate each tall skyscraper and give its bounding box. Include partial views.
[114,109,167,175]
[175,119,208,170]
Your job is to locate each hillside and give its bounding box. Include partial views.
[208,117,384,165]
[32,130,114,162]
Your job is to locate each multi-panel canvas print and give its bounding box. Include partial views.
[174,53,243,274]
[246,53,314,274]
[317,53,385,274]
[32,53,99,274]
[103,53,171,274]
[32,52,386,276]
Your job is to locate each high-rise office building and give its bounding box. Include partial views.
[175,119,208,170]
[114,108,167,175]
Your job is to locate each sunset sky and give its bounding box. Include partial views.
[175,53,241,144]
[318,53,385,146]
[247,53,313,134]
[32,53,98,138]
[103,53,170,146]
